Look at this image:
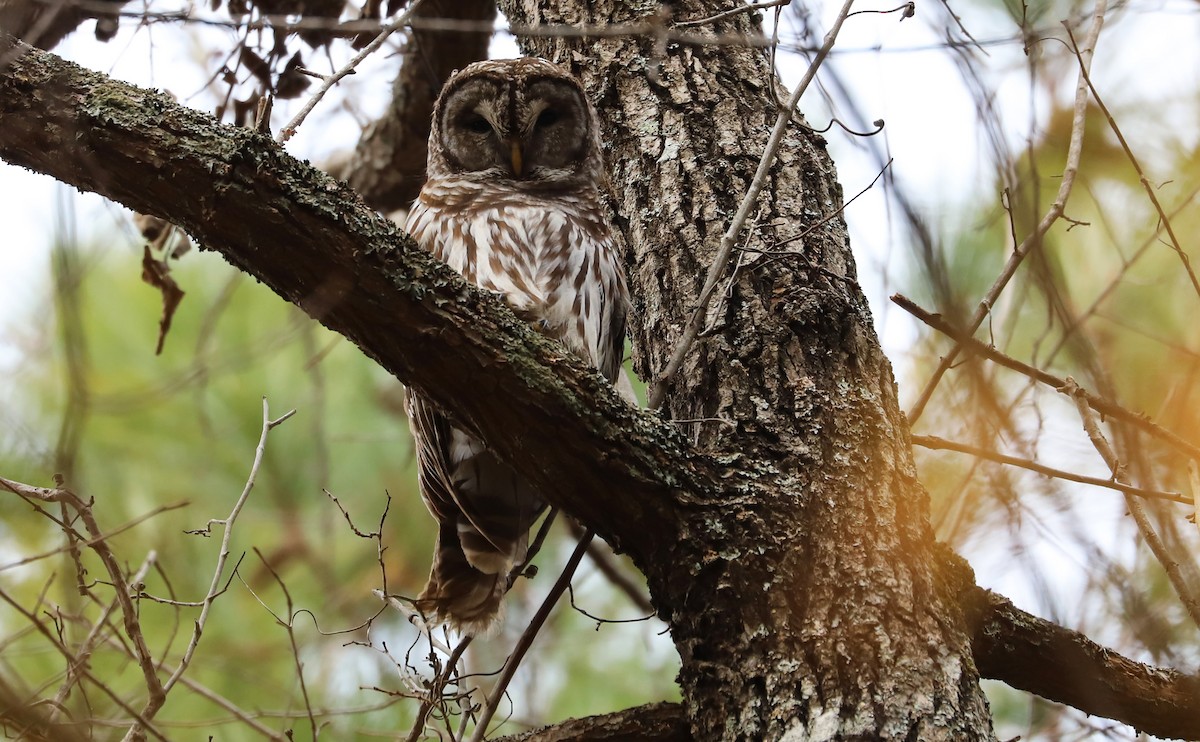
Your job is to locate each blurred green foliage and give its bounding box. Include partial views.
[0,230,677,740]
[895,5,1200,738]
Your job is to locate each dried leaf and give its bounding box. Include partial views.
[275,52,311,99]
[239,47,272,85]
[140,245,185,356]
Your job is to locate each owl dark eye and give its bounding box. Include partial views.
[462,114,491,134]
[535,109,559,128]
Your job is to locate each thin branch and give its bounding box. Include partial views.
[892,293,1200,463]
[752,158,891,254]
[0,475,166,723]
[277,0,425,143]
[468,530,594,742]
[250,547,319,740]
[0,586,170,742]
[128,399,294,739]
[674,0,791,29]
[169,672,287,740]
[648,0,858,409]
[49,552,158,720]
[1063,378,1200,628]
[566,519,654,614]
[906,0,1108,424]
[401,633,473,742]
[1063,25,1200,303]
[1190,460,1200,537]
[0,501,188,573]
[913,434,1189,504]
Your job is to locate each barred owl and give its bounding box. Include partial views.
[404,58,630,634]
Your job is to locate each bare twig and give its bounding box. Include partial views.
[171,672,287,740]
[1190,461,1200,537]
[906,0,1109,424]
[49,552,158,720]
[468,530,594,742]
[1063,26,1200,303]
[1,475,166,730]
[648,0,858,410]
[912,434,1188,504]
[566,519,654,614]
[674,0,791,29]
[278,0,425,143]
[0,501,187,573]
[125,399,295,740]
[250,547,319,739]
[1064,378,1200,628]
[893,293,1200,463]
[402,635,473,742]
[752,158,892,254]
[0,586,170,742]
[566,584,655,626]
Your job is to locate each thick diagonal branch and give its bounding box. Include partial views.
[0,40,709,568]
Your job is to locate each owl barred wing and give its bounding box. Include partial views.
[402,392,502,630]
[595,231,630,385]
[402,391,457,524]
[404,390,543,634]
[540,208,629,386]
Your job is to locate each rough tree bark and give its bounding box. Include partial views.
[2,3,1200,740]
[499,1,995,738]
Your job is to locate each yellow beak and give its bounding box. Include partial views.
[509,140,524,177]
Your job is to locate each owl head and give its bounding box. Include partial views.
[426,58,604,189]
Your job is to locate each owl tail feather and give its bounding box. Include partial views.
[416,525,509,636]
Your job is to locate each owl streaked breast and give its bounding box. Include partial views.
[407,180,625,381]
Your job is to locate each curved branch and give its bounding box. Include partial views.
[970,588,1200,740]
[932,545,1200,740]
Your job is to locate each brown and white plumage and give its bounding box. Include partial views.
[404,58,629,634]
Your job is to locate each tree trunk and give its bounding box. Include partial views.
[499,1,996,738]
